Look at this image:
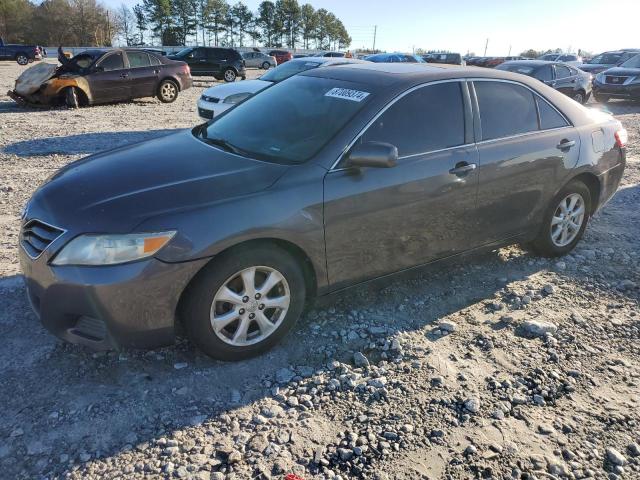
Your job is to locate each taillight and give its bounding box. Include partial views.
[615,128,628,148]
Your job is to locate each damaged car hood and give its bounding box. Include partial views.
[14,63,58,96]
[27,130,289,233]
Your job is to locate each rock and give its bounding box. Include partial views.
[275,367,295,384]
[606,447,626,466]
[439,320,457,333]
[628,443,640,457]
[227,449,242,464]
[464,397,481,414]
[464,444,478,455]
[522,319,558,338]
[248,434,269,453]
[287,396,299,407]
[353,352,370,368]
[338,448,354,461]
[543,284,555,294]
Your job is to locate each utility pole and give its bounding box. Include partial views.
[373,25,377,52]
[508,44,512,56]
[484,38,489,56]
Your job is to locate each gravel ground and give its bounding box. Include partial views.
[0,60,639,480]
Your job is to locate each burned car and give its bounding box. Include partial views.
[8,48,192,108]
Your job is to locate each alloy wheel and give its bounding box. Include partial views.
[224,69,236,82]
[161,82,176,101]
[210,266,290,346]
[550,193,585,247]
[573,93,584,104]
[17,55,28,65]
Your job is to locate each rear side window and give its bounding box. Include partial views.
[534,65,553,82]
[149,54,161,66]
[361,82,465,156]
[536,96,568,130]
[127,51,151,68]
[98,52,124,71]
[555,65,572,79]
[475,81,538,141]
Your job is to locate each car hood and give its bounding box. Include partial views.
[600,67,640,76]
[202,79,272,99]
[579,63,613,72]
[27,130,288,233]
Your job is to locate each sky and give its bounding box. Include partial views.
[108,0,640,55]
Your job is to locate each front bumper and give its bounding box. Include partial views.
[196,98,233,120]
[19,244,209,351]
[593,81,640,99]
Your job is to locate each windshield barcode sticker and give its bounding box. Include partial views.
[325,87,370,102]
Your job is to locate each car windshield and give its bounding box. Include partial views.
[174,47,194,57]
[197,75,372,165]
[71,53,101,69]
[589,53,621,64]
[260,60,322,83]
[497,64,534,75]
[621,54,640,68]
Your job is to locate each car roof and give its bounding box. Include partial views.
[501,60,556,67]
[297,56,368,66]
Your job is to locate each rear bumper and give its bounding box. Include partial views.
[595,152,626,212]
[20,245,209,350]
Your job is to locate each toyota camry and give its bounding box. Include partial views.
[20,63,626,360]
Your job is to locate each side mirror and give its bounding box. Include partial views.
[92,65,104,73]
[345,141,398,169]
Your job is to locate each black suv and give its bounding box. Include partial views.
[168,47,246,81]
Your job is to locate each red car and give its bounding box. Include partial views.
[268,49,292,65]
[485,57,506,68]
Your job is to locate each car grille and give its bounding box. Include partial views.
[605,76,629,85]
[20,219,65,259]
[201,95,219,103]
[198,107,214,119]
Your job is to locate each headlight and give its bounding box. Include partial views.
[51,231,176,266]
[224,92,251,104]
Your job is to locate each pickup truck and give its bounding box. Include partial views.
[0,37,42,65]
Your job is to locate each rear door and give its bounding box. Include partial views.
[86,51,130,103]
[553,64,578,96]
[471,80,580,243]
[323,81,480,289]
[125,51,158,98]
[187,47,208,75]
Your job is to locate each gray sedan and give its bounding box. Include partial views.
[20,63,626,360]
[242,51,276,69]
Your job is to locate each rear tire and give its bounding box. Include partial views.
[16,54,29,65]
[223,68,237,82]
[594,94,609,103]
[181,244,307,361]
[572,90,585,104]
[64,87,79,109]
[261,61,270,70]
[528,180,591,257]
[157,79,178,103]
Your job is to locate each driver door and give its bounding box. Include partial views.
[86,51,130,104]
[323,81,479,290]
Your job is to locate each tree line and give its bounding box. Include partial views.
[121,0,351,50]
[0,0,351,50]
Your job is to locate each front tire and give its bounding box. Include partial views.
[157,79,178,103]
[181,244,307,361]
[529,180,591,257]
[223,68,237,82]
[64,87,79,108]
[16,54,29,65]
[572,91,585,104]
[594,94,609,103]
[262,61,270,70]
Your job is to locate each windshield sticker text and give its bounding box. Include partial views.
[325,87,370,102]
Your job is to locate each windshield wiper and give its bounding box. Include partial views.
[201,135,247,157]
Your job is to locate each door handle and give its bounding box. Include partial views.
[556,139,576,150]
[120,72,129,78]
[449,162,477,175]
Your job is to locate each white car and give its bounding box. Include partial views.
[196,56,367,120]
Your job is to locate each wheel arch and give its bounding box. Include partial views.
[564,172,601,214]
[159,76,181,91]
[175,237,319,329]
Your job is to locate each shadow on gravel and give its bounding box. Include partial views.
[3,129,182,156]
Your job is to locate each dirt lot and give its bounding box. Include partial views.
[0,59,639,480]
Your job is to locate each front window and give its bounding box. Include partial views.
[197,76,372,164]
[175,47,194,57]
[260,60,322,83]
[97,52,124,71]
[497,64,535,75]
[621,54,640,69]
